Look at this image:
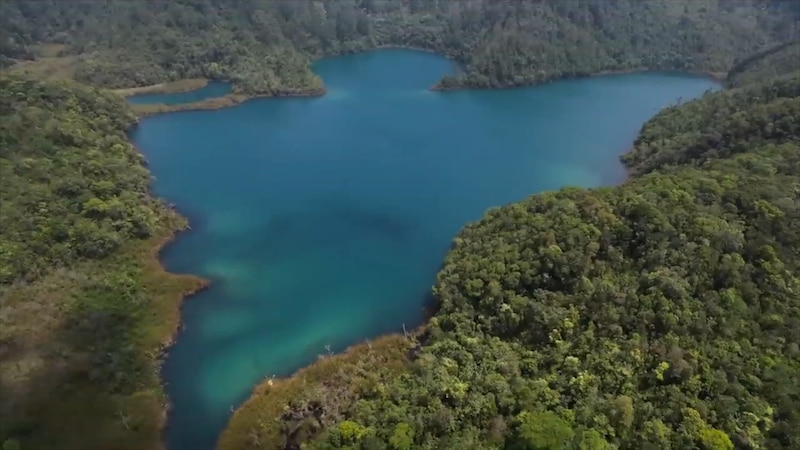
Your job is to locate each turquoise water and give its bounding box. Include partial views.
[129,49,720,450]
[127,81,231,105]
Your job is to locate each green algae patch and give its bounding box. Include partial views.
[217,335,412,450]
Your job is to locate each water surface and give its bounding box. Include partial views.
[130,49,720,450]
[127,81,231,105]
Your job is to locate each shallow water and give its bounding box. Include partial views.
[127,80,231,105]
[129,49,720,450]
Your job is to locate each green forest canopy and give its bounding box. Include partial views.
[2,0,799,94]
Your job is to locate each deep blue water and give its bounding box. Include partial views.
[127,81,231,105]
[129,49,720,450]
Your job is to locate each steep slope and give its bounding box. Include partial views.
[1,0,797,94]
[622,71,800,176]
[727,41,800,88]
[220,72,800,450]
[0,76,202,450]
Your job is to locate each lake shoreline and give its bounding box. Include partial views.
[147,215,211,450]
[125,67,723,118]
[116,47,725,118]
[114,78,210,97]
[430,68,726,92]
[151,216,211,414]
[216,334,413,450]
[129,88,327,117]
[125,136,212,448]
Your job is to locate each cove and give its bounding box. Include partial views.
[130,49,720,450]
[127,80,231,105]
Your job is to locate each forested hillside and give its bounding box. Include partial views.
[0,76,202,450]
[727,41,800,87]
[622,71,800,176]
[219,71,800,449]
[2,0,797,94]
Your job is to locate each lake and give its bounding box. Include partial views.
[129,49,720,450]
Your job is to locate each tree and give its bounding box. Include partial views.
[389,423,414,450]
[514,411,575,450]
[699,429,734,450]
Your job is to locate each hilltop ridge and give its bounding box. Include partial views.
[2,0,797,95]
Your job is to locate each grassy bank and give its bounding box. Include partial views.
[0,75,206,450]
[217,335,413,450]
[0,214,206,450]
[129,87,326,117]
[112,78,209,98]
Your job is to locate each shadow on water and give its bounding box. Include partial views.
[250,198,420,266]
[329,202,419,242]
[421,287,441,321]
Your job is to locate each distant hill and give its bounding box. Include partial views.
[1,0,798,94]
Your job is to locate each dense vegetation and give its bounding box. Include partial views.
[219,70,800,449]
[1,77,152,282]
[1,2,798,450]
[2,0,798,95]
[622,70,800,176]
[0,75,201,450]
[727,41,800,88]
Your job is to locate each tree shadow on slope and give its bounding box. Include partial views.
[0,243,198,450]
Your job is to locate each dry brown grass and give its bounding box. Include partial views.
[4,44,77,81]
[217,335,411,450]
[112,78,209,97]
[130,87,327,117]
[0,210,206,450]
[7,55,79,81]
